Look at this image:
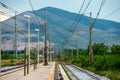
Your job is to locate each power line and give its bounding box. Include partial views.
[103,7,120,19]
[58,0,93,51]
[57,0,87,50]
[92,0,107,27]
[73,0,92,29]
[0,11,13,18]
[28,0,43,30]
[69,0,86,30]
[0,2,21,13]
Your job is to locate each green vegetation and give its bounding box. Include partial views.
[61,64,72,80]
[1,50,24,59]
[61,43,120,80]
[1,51,24,66]
[1,50,43,67]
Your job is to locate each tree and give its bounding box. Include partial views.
[110,44,120,54]
[79,49,88,55]
[92,43,108,55]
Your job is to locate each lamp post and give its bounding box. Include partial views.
[49,41,51,62]
[44,9,48,65]
[0,11,3,78]
[50,44,54,61]
[89,12,93,64]
[41,36,45,63]
[24,15,30,74]
[35,29,40,68]
[14,11,17,58]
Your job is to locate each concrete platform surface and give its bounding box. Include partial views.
[59,64,69,80]
[0,62,55,80]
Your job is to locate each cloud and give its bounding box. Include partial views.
[0,12,11,22]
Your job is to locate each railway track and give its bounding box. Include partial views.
[1,62,38,76]
[1,65,23,72]
[1,62,110,80]
[1,65,24,76]
[63,63,110,80]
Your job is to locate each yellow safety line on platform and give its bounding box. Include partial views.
[48,62,55,80]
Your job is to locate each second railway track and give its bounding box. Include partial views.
[63,63,110,80]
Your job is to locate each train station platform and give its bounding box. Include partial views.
[1,62,55,80]
[1,62,69,80]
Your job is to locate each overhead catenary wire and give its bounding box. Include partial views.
[58,0,93,51]
[28,0,43,30]
[55,0,86,51]
[0,2,25,39]
[0,2,22,14]
[1,2,43,52]
[1,0,118,52]
[92,0,107,27]
[0,1,38,31]
[103,7,120,19]
[69,0,86,30]
[0,11,13,18]
[73,0,92,29]
[0,2,15,12]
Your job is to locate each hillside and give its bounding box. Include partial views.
[1,7,120,50]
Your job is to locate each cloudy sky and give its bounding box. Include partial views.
[0,0,120,22]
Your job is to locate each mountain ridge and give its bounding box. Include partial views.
[1,7,120,50]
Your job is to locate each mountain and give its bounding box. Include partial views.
[1,7,120,50]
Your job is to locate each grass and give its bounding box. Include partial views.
[63,54,120,80]
[61,64,72,80]
[85,66,120,80]
[1,58,43,67]
[96,70,120,80]
[1,59,24,66]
